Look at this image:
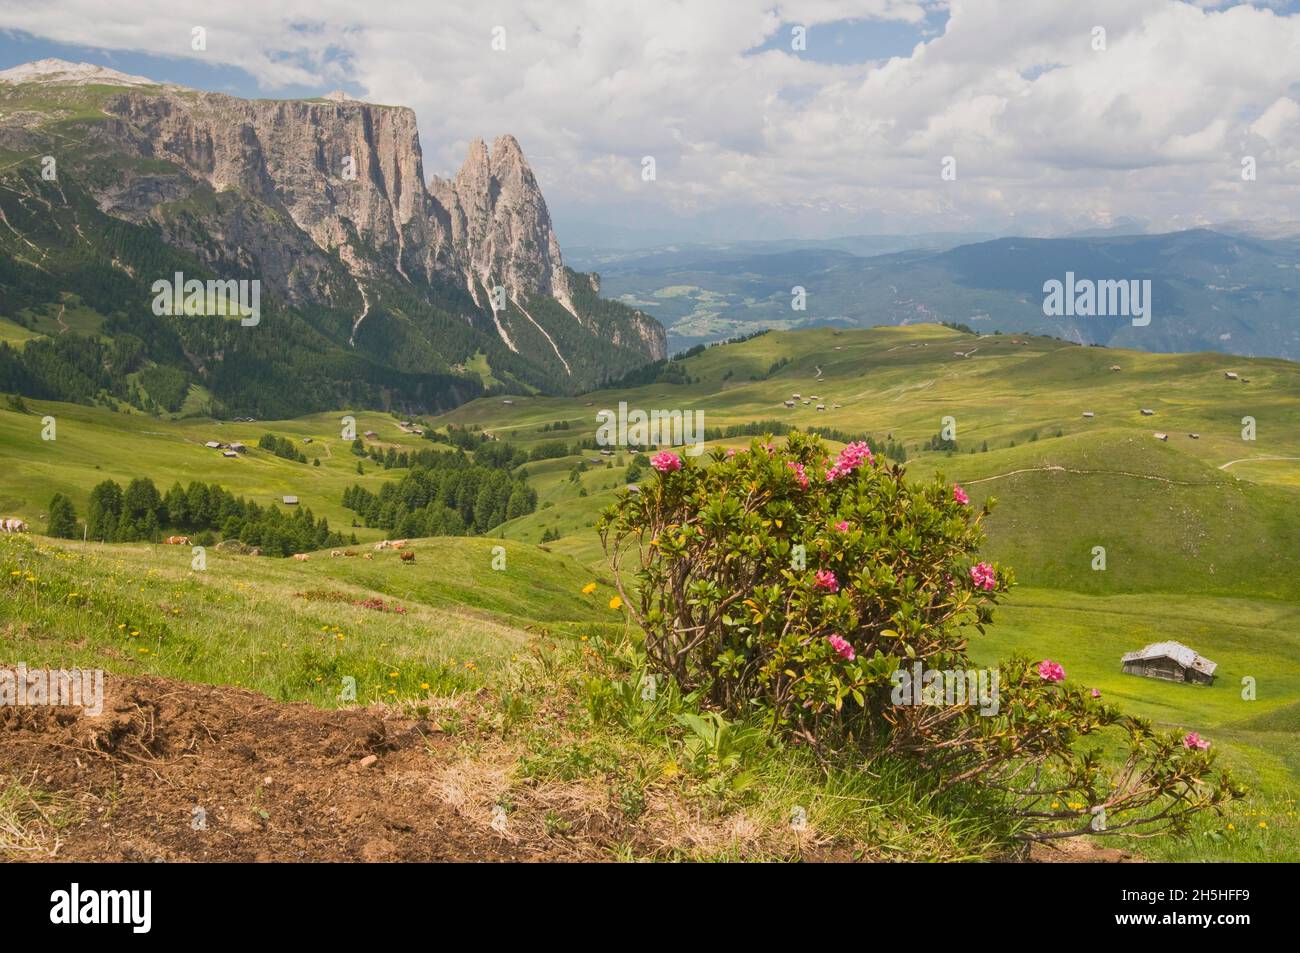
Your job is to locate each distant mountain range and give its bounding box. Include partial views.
[585,228,1300,359]
[0,59,665,417]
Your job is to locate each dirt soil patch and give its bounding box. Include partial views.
[0,671,1143,863]
[1026,839,1141,863]
[0,672,589,862]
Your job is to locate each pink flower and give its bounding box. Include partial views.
[828,634,855,662]
[1037,659,1065,682]
[1091,688,1101,698]
[835,520,850,532]
[953,484,969,505]
[786,461,809,489]
[726,448,737,458]
[650,451,681,473]
[1183,732,1211,751]
[825,441,874,482]
[970,562,996,591]
[814,569,839,593]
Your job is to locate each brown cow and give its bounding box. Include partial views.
[344,550,358,557]
[399,551,415,564]
[164,535,191,545]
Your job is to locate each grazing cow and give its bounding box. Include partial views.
[343,550,358,557]
[391,539,408,550]
[399,550,415,564]
[374,540,392,550]
[165,535,191,545]
[330,550,343,558]
[363,553,373,560]
[1,518,28,534]
[292,553,310,561]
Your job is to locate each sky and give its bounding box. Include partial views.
[2,0,1300,245]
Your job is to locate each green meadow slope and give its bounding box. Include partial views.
[2,323,1297,859]
[0,402,443,539]
[439,325,1300,859]
[444,326,1300,596]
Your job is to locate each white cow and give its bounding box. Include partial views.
[1,518,28,533]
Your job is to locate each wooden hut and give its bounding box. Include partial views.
[1120,641,1216,685]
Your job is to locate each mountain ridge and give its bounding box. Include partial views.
[0,60,665,415]
[589,227,1300,358]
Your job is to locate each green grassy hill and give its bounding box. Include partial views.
[3,323,1297,860]
[0,401,442,538]
[0,532,615,709]
[440,324,1300,859]
[440,327,1300,595]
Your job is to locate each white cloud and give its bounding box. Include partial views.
[3,0,1300,238]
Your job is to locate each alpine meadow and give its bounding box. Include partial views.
[0,1,1297,908]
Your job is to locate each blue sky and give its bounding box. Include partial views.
[743,10,950,65]
[0,29,363,99]
[3,1,1300,243]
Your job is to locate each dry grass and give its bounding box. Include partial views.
[0,772,79,859]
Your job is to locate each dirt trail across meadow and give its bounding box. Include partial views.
[963,465,1222,487]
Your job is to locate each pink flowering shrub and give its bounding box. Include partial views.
[650,451,682,473]
[598,430,1240,840]
[828,634,856,661]
[1037,659,1065,682]
[825,441,873,482]
[813,569,839,592]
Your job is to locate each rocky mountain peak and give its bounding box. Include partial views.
[432,134,575,316]
[0,61,666,398]
[0,58,156,87]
